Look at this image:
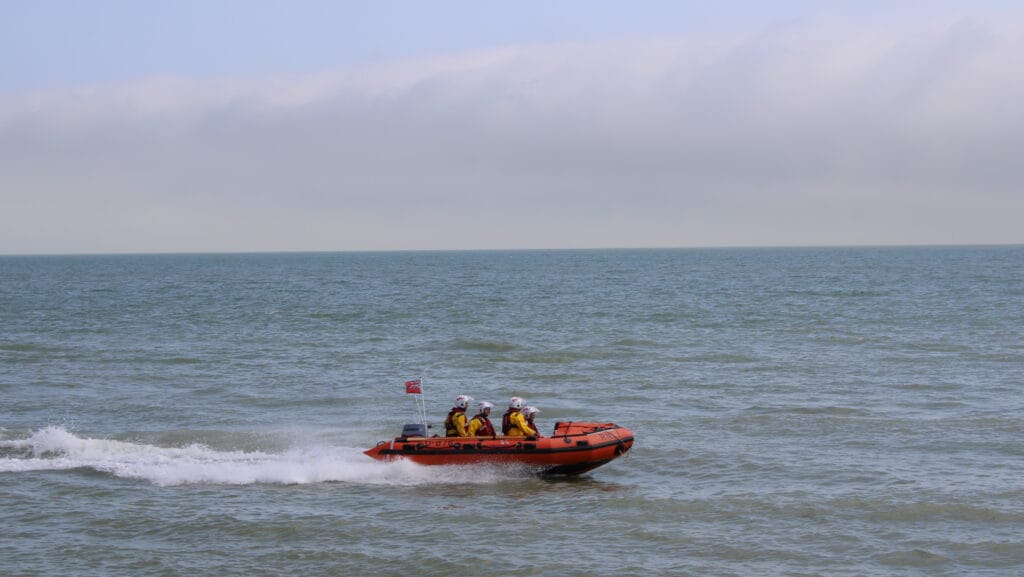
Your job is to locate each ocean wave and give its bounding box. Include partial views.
[152,356,205,365]
[744,405,869,416]
[811,497,1024,523]
[672,353,761,363]
[0,343,69,353]
[903,341,972,353]
[786,289,889,298]
[967,352,1024,363]
[643,311,690,323]
[867,501,1024,523]
[877,549,951,567]
[450,338,519,353]
[610,338,664,349]
[0,426,527,487]
[494,351,594,364]
[308,311,366,321]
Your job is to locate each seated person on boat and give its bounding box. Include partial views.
[445,394,473,437]
[501,397,537,437]
[468,401,496,436]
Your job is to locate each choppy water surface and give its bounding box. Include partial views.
[2,247,1023,576]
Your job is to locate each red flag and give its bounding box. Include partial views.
[404,379,422,394]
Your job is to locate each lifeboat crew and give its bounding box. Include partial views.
[501,397,536,437]
[445,394,473,437]
[468,401,496,437]
[522,406,541,437]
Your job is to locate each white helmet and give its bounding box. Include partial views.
[477,401,494,412]
[455,394,473,409]
[509,396,524,409]
[523,406,539,417]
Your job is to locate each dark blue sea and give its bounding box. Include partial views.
[2,247,1023,576]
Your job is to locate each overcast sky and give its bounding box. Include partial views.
[2,1,1022,254]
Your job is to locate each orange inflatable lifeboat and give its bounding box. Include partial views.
[364,421,634,476]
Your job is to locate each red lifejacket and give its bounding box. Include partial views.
[471,414,495,436]
[501,409,517,435]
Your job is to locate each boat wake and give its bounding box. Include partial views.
[0,426,525,487]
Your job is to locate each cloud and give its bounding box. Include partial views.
[2,17,1023,253]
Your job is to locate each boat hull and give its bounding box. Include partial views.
[364,421,634,476]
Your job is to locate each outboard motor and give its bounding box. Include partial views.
[401,423,428,438]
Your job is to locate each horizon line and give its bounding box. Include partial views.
[2,242,1022,258]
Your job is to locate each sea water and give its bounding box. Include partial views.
[1,247,1022,576]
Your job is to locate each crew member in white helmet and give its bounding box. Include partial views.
[468,401,496,436]
[501,397,536,437]
[445,394,473,437]
[522,406,541,437]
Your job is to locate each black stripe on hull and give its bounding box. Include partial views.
[539,459,614,476]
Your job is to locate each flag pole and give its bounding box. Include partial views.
[418,376,428,430]
[419,379,428,428]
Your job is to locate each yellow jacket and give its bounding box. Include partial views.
[445,409,469,437]
[467,414,495,436]
[504,410,536,437]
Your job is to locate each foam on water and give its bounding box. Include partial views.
[0,426,520,487]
